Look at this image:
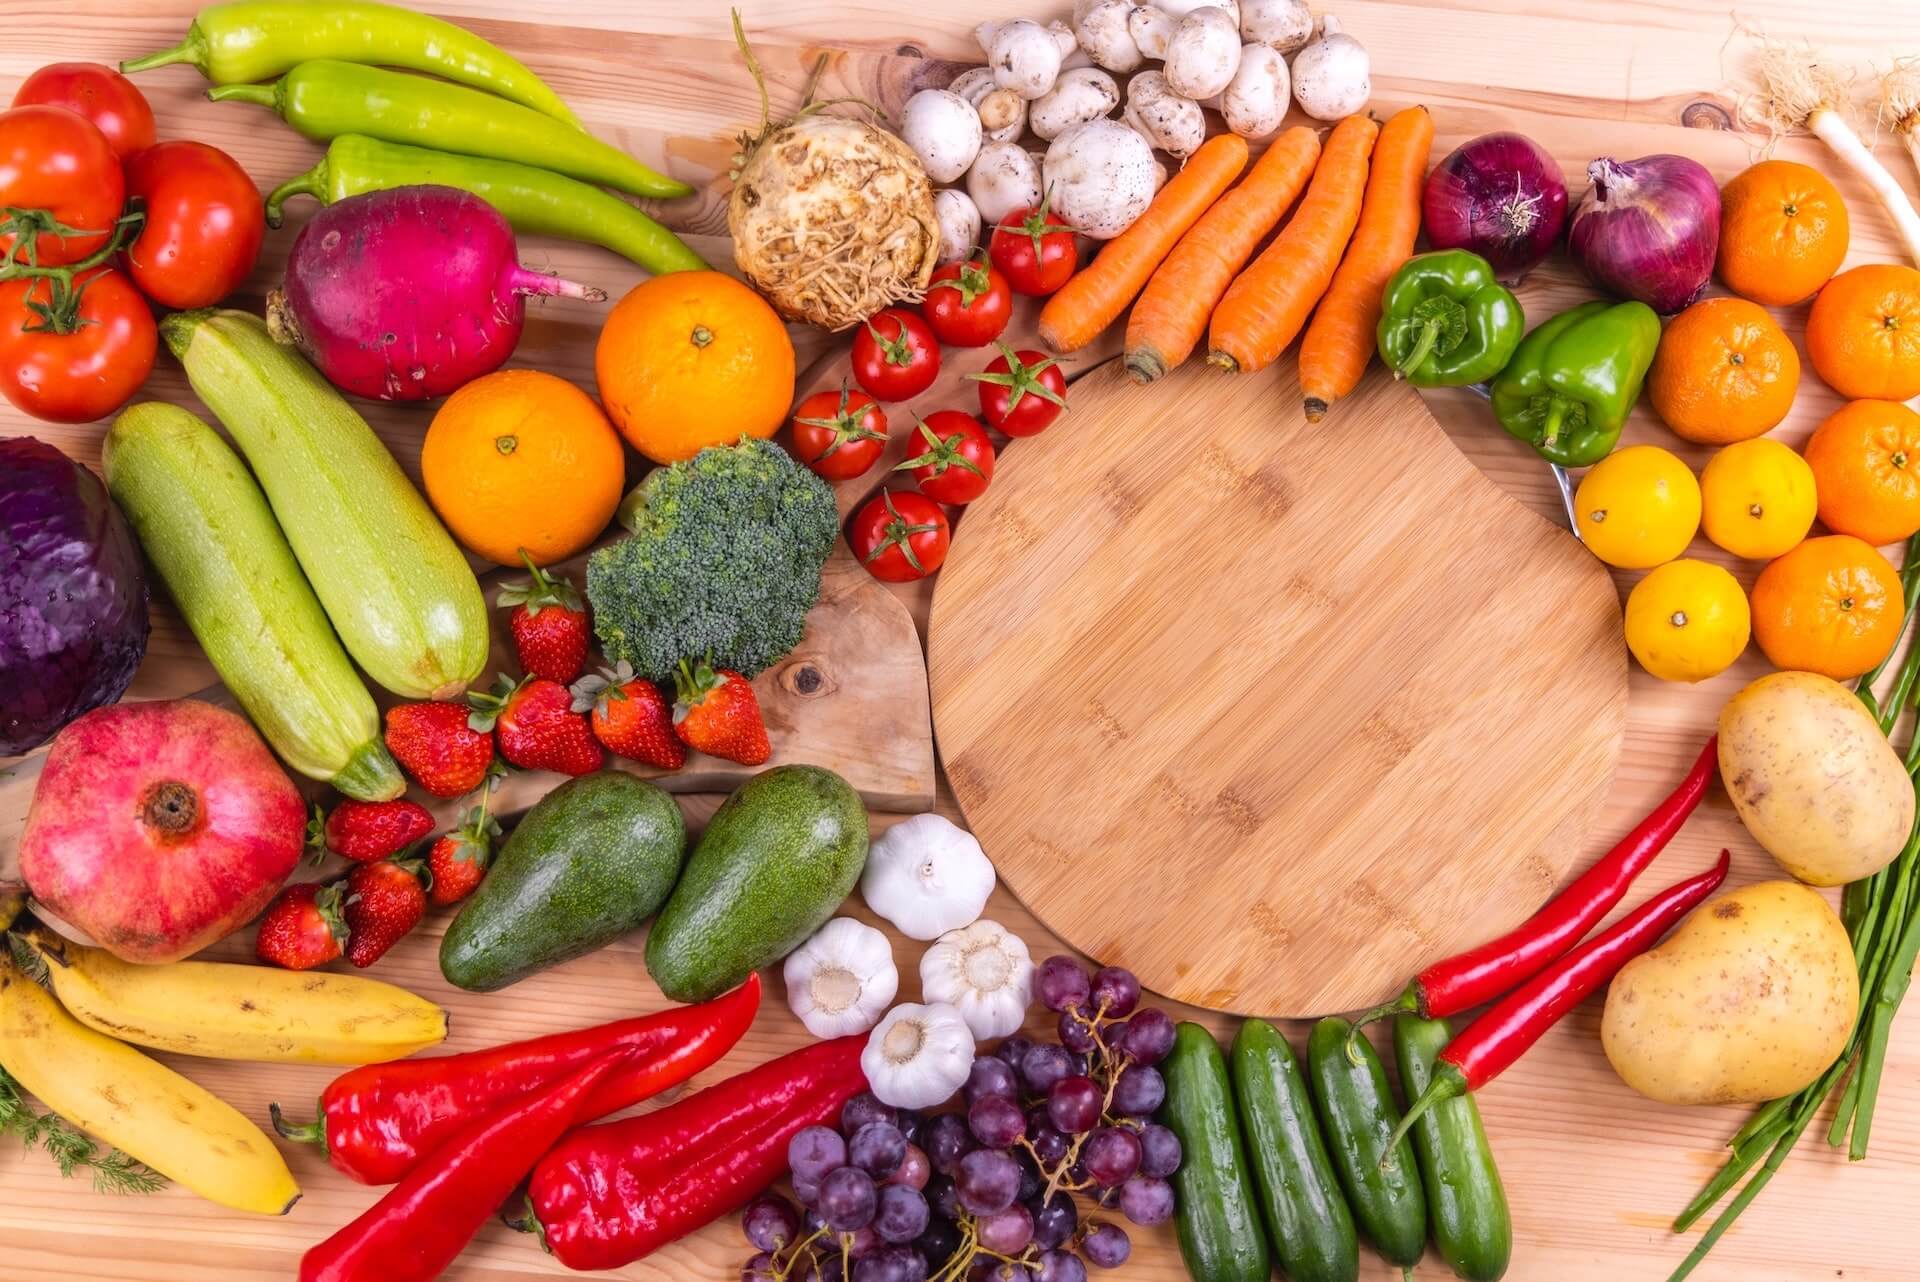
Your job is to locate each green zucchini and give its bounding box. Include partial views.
[1394,1015,1512,1282]
[1163,1022,1271,1282]
[1231,1019,1360,1282]
[103,403,402,800]
[1307,1016,1427,1274]
[159,308,487,700]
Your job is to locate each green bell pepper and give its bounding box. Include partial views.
[1376,250,1524,387]
[1489,299,1662,467]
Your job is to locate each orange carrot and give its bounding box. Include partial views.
[1123,127,1321,384]
[1038,134,1250,354]
[1207,114,1380,376]
[1298,107,1435,420]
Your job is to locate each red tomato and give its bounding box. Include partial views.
[922,253,1012,348]
[852,308,941,402]
[849,490,951,583]
[791,383,889,481]
[972,344,1069,438]
[123,142,266,309]
[988,202,1077,297]
[898,410,994,505]
[0,268,157,423]
[0,105,125,266]
[11,63,155,160]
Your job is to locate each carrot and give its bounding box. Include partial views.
[1123,127,1321,384]
[1206,114,1380,376]
[1298,106,1435,420]
[1038,133,1250,354]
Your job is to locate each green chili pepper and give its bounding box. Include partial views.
[123,0,584,129]
[1376,250,1524,388]
[210,60,693,201]
[1489,299,1662,468]
[265,136,707,276]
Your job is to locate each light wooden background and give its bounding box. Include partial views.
[3,1,1920,1280]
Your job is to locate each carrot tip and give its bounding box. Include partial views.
[1303,397,1329,422]
[1124,350,1165,385]
[1206,351,1239,374]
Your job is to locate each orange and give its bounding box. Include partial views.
[1805,263,1920,401]
[421,368,625,568]
[1750,534,1904,679]
[595,270,796,464]
[1804,399,1920,546]
[1647,297,1799,444]
[1716,159,1850,306]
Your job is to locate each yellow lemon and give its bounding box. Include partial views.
[1700,439,1818,560]
[1624,559,1751,682]
[1575,445,1702,569]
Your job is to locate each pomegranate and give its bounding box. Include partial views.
[19,700,305,963]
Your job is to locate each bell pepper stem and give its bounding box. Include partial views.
[208,82,275,107]
[264,164,325,229]
[1393,317,1443,379]
[1381,1061,1465,1165]
[1540,401,1566,448]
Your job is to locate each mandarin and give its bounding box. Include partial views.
[1647,297,1799,444]
[1750,534,1904,679]
[1700,438,1817,560]
[1804,399,1920,547]
[1806,263,1920,401]
[1716,160,1849,306]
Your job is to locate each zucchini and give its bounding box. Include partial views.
[1231,1019,1360,1282]
[1307,1017,1427,1274]
[1163,1022,1271,1282]
[1394,1015,1512,1282]
[159,308,487,699]
[103,403,402,800]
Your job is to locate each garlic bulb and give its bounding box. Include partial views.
[784,917,899,1039]
[920,920,1034,1040]
[861,814,996,941]
[862,1002,976,1108]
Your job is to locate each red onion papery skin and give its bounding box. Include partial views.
[1421,131,1569,281]
[1569,154,1721,314]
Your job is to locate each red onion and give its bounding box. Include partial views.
[1568,154,1721,314]
[1422,131,1568,281]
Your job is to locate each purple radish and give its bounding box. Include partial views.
[265,184,605,402]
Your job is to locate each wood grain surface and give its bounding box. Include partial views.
[3,1,1920,1281]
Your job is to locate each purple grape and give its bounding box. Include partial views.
[744,1251,778,1282]
[1137,1123,1182,1178]
[1036,1251,1087,1282]
[1089,967,1140,1018]
[1118,1175,1175,1227]
[790,1126,849,1185]
[888,1143,930,1190]
[855,1246,929,1282]
[927,1173,962,1221]
[966,1055,1019,1106]
[895,1110,925,1145]
[794,1172,823,1207]
[915,1217,962,1266]
[1057,1011,1099,1055]
[971,1262,1034,1282]
[842,1092,899,1137]
[976,1202,1034,1254]
[1035,956,1091,1012]
[1014,1148,1043,1203]
[1031,1192,1078,1250]
[1083,1126,1142,1188]
[956,1148,1020,1216]
[1082,1222,1131,1269]
[968,1094,1027,1149]
[1117,1008,1175,1065]
[851,1122,908,1177]
[742,1194,800,1252]
[995,1035,1035,1069]
[1028,1121,1070,1165]
[817,1255,847,1282]
[1110,1065,1164,1117]
[873,1184,930,1244]
[1047,1076,1102,1134]
[821,1167,878,1231]
[923,1113,975,1175]
[1019,1043,1074,1096]
[846,1225,883,1258]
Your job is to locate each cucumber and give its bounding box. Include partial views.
[1231,1019,1360,1282]
[1394,1015,1512,1282]
[644,765,867,1003]
[440,772,686,992]
[102,403,401,800]
[159,308,487,700]
[1163,1022,1271,1282]
[1307,1017,1427,1273]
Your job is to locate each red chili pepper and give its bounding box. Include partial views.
[1385,850,1730,1152]
[300,1046,634,1282]
[272,973,760,1184]
[521,1033,868,1271]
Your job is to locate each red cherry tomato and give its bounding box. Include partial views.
[922,253,1012,348]
[790,383,889,481]
[123,141,266,309]
[971,344,1069,438]
[851,308,941,402]
[11,63,155,160]
[0,268,157,423]
[849,490,951,583]
[0,105,125,267]
[988,201,1077,297]
[897,410,994,505]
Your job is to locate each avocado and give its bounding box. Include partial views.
[440,772,686,992]
[644,764,869,1002]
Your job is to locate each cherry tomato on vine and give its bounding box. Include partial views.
[897,410,994,505]
[988,200,1076,297]
[790,383,889,481]
[849,489,951,583]
[0,105,125,267]
[852,308,940,402]
[922,252,1012,348]
[0,267,157,423]
[971,343,1068,437]
[123,141,267,309]
[11,63,155,160]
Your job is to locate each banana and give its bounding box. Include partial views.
[0,960,300,1214]
[26,933,447,1065]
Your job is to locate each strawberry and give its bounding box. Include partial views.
[319,798,435,862]
[384,701,495,798]
[469,673,605,775]
[572,661,686,770]
[342,859,427,968]
[255,882,348,971]
[672,658,771,766]
[426,798,502,907]
[496,554,589,683]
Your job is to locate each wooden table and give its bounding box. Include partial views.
[4,1,1920,1279]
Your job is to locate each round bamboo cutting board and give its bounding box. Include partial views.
[929,358,1630,1016]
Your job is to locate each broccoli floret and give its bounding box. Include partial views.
[586,437,840,681]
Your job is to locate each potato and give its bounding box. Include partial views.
[1603,880,1857,1106]
[1718,670,1914,886]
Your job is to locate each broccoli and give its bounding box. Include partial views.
[586,437,840,681]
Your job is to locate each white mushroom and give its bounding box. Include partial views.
[1127,5,1176,61]
[1220,43,1289,138]
[900,89,983,184]
[1031,66,1121,141]
[1164,6,1243,101]
[966,140,1043,226]
[977,18,1065,100]
[932,188,983,264]
[951,67,1027,143]
[1074,0,1143,73]
[1043,118,1157,239]
[1125,70,1206,158]
[1291,15,1371,120]
[1046,19,1080,60]
[1155,0,1240,20]
[1239,0,1314,52]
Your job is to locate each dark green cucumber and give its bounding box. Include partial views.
[1231,1019,1361,1282]
[1307,1016,1426,1272]
[1394,1015,1512,1282]
[1163,1022,1271,1282]
[440,773,686,991]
